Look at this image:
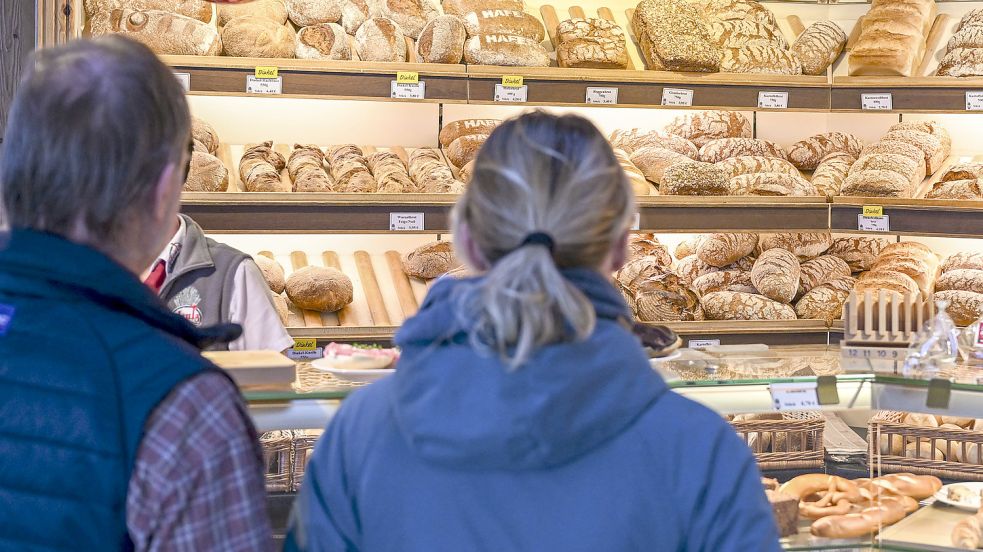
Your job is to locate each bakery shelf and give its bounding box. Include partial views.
[830,198,983,238]
[636,196,830,233]
[831,76,983,113]
[166,55,469,103]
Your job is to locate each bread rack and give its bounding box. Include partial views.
[840,290,935,373]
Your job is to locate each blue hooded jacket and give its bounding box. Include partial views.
[288,269,781,552]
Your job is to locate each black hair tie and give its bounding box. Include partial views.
[520,232,555,253]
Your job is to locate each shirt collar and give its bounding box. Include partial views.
[153,216,186,273]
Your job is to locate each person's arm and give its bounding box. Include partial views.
[126,371,274,552]
[227,259,295,352]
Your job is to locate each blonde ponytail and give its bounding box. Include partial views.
[451,111,635,368]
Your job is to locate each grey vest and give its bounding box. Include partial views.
[159,215,249,350]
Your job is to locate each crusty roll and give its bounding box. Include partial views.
[218,0,288,26]
[788,132,864,171]
[791,20,847,76]
[697,233,758,268]
[798,255,851,296]
[702,291,796,321]
[240,141,287,193]
[286,0,342,26]
[462,9,544,41]
[222,16,297,58]
[826,236,889,272]
[288,144,334,192]
[439,119,499,148]
[184,152,229,192]
[254,255,287,294]
[664,110,751,149]
[446,134,487,168]
[373,0,439,39]
[355,17,407,62]
[464,34,549,66]
[110,9,222,56]
[751,248,800,303]
[699,138,787,163]
[417,15,467,64]
[403,241,457,279]
[340,0,370,34]
[296,23,351,60]
[285,266,354,312]
[660,161,729,196]
[758,233,833,261]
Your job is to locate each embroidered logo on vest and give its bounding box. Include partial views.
[0,304,14,336]
[170,287,203,326]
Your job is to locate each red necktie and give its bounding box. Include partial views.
[144,260,166,293]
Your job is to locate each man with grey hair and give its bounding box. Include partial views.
[0,36,272,550]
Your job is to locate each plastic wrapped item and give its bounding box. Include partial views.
[958,313,983,365]
[903,299,960,377]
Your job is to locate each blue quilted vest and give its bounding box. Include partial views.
[0,229,238,550]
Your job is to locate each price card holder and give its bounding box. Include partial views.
[390,212,425,231]
[968,91,983,111]
[661,88,694,107]
[757,91,789,109]
[391,81,426,99]
[816,376,840,406]
[926,378,952,409]
[688,339,720,349]
[858,214,890,232]
[494,84,528,102]
[287,338,323,361]
[769,382,820,411]
[246,75,283,95]
[174,72,190,92]
[586,87,618,105]
[861,93,893,111]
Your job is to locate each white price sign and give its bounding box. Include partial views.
[586,87,619,105]
[967,91,983,111]
[661,88,694,107]
[390,81,426,99]
[769,382,820,411]
[494,84,528,102]
[174,72,190,91]
[389,212,425,231]
[688,339,720,348]
[861,93,893,110]
[287,347,324,361]
[757,91,789,109]
[630,212,641,230]
[858,214,890,232]
[246,75,283,95]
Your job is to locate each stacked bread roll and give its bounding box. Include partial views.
[554,18,629,69]
[936,251,983,325]
[927,161,983,200]
[185,117,230,193]
[938,10,983,77]
[849,0,937,77]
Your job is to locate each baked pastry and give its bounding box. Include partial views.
[787,132,863,171]
[729,173,818,196]
[720,45,803,75]
[288,144,333,192]
[184,152,229,192]
[222,16,296,58]
[461,9,544,41]
[372,0,439,39]
[664,111,751,149]
[715,156,799,179]
[610,129,698,158]
[296,23,351,60]
[630,147,690,185]
[926,179,983,200]
[941,162,983,182]
[439,119,499,148]
[464,34,549,66]
[403,241,457,279]
[285,266,354,312]
[699,138,786,163]
[109,9,222,56]
[702,291,796,321]
[811,152,855,198]
[240,142,287,193]
[697,233,758,268]
[798,255,851,296]
[355,17,407,62]
[286,0,343,26]
[791,20,847,76]
[217,0,288,25]
[417,15,466,64]
[660,161,729,195]
[840,170,913,198]
[191,117,219,155]
[254,255,287,294]
[826,237,889,272]
[758,232,833,261]
[751,248,800,303]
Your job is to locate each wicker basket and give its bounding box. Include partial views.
[869,411,983,481]
[291,429,324,492]
[260,430,294,492]
[730,411,825,471]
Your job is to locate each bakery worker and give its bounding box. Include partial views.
[144,213,294,352]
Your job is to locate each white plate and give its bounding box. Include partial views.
[310,359,395,383]
[934,482,983,511]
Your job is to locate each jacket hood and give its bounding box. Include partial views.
[391,268,668,471]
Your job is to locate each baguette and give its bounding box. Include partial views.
[936,269,983,294]
[697,233,758,268]
[240,141,287,193]
[288,144,334,192]
[791,20,847,76]
[751,248,800,303]
[664,111,751,149]
[811,152,856,198]
[788,132,863,171]
[464,34,549,66]
[660,161,729,196]
[110,9,222,56]
[417,15,467,63]
[462,9,544,41]
[702,291,796,321]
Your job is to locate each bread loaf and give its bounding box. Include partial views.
[881,129,948,175]
[880,241,939,267]
[191,117,219,155]
[943,252,983,272]
[446,134,487,168]
[941,162,983,183]
[632,273,705,322]
[798,255,851,295]
[699,138,787,163]
[439,120,498,148]
[614,150,653,195]
[417,15,466,63]
[633,0,721,72]
[697,233,758,267]
[729,173,818,196]
[856,270,921,296]
[557,17,622,43]
[850,154,923,188]
[288,145,333,192]
[935,290,983,325]
[86,0,212,33]
[285,266,354,312]
[222,16,296,58]
[958,8,983,32]
[871,256,936,294]
[340,0,370,34]
[788,132,863,170]
[464,34,549,66]
[629,147,690,184]
[462,9,543,41]
[617,257,672,289]
[287,0,342,26]
[403,241,457,279]
[296,23,352,59]
[826,236,889,272]
[355,17,407,61]
[240,142,287,192]
[795,277,854,322]
[751,248,800,303]
[759,233,833,261]
[721,45,803,75]
[702,291,796,321]
[371,0,438,39]
[889,120,952,150]
[840,170,913,198]
[254,255,287,294]
[937,47,983,77]
[610,129,698,158]
[791,20,847,75]
[627,234,673,265]
[947,26,983,53]
[661,161,729,195]
[675,254,720,286]
[811,152,856,198]
[715,156,799,179]
[861,140,925,164]
[218,0,288,25]
[664,111,751,149]
[441,0,521,16]
[184,152,229,192]
[271,292,289,325]
[110,9,222,56]
[327,145,376,192]
[936,269,983,294]
[557,37,629,69]
[692,270,756,295]
[709,19,786,49]
[408,148,462,193]
[702,0,777,28]
[675,236,701,260]
[926,179,983,200]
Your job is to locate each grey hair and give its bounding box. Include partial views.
[451,111,635,368]
[0,35,190,248]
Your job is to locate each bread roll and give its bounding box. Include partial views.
[936,269,983,294]
[795,277,855,322]
[271,292,289,325]
[285,266,354,312]
[936,290,983,325]
[340,0,370,34]
[791,20,847,76]
[441,0,521,16]
[222,16,297,58]
[660,161,729,195]
[629,147,690,185]
[610,129,698,158]
[729,173,818,196]
[464,34,549,66]
[758,233,833,261]
[720,45,803,75]
[697,233,758,267]
[840,170,912,198]
[254,255,287,294]
[240,141,287,193]
[417,15,466,64]
[439,120,499,148]
[288,144,333,192]
[811,152,856,198]
[296,23,351,60]
[110,9,222,56]
[855,270,920,296]
[287,0,342,26]
[218,0,288,25]
[692,270,756,295]
[926,179,983,200]
[702,291,796,321]
[403,241,456,279]
[826,237,889,272]
[372,0,439,39]
[355,17,407,61]
[944,252,983,272]
[788,132,863,171]
[461,9,543,41]
[184,152,229,192]
[191,118,220,155]
[881,130,948,175]
[715,156,799,180]
[942,162,983,183]
[664,111,751,149]
[751,249,800,303]
[699,138,787,163]
[798,255,851,296]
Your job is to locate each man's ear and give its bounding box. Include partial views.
[607,230,629,273]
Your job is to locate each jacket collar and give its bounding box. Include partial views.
[159,214,215,296]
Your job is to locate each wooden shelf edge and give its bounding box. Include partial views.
[466,64,829,87]
[164,55,468,77]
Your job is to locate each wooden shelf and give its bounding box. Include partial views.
[831,76,983,113]
[636,196,830,233]
[830,197,983,238]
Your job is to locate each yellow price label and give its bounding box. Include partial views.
[292,338,317,352]
[862,205,884,217]
[397,71,419,84]
[502,75,524,87]
[255,66,279,79]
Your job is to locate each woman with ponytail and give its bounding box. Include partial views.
[288,112,781,552]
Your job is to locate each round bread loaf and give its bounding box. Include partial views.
[751,248,800,303]
[439,119,499,148]
[285,266,354,312]
[936,269,983,294]
[287,0,342,26]
[629,147,690,185]
[936,289,983,325]
[355,17,407,62]
[697,233,758,268]
[826,236,889,272]
[633,273,705,322]
[402,241,456,279]
[692,269,756,296]
[375,0,439,39]
[855,270,920,296]
[463,34,549,66]
[184,152,229,192]
[660,161,729,195]
[795,277,855,322]
[340,0,370,34]
[944,252,983,272]
[461,9,544,41]
[222,16,297,58]
[798,255,850,296]
[254,255,287,294]
[446,134,487,168]
[664,110,751,149]
[191,117,219,154]
[701,291,796,321]
[271,291,289,325]
[758,232,832,261]
[218,0,288,26]
[296,23,351,59]
[417,15,466,63]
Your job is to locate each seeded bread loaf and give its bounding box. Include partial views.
[702,291,796,321]
[296,23,351,59]
[240,141,287,192]
[795,277,855,322]
[286,0,342,26]
[661,161,729,195]
[941,162,983,182]
[925,179,983,199]
[840,170,913,198]
[462,9,543,41]
[288,144,333,192]
[629,147,690,185]
[935,290,983,325]
[184,152,230,192]
[751,248,800,303]
[692,270,756,296]
[285,266,353,312]
[791,20,847,76]
[699,138,787,163]
[715,155,799,179]
[218,0,288,26]
[826,236,889,272]
[417,15,466,63]
[110,9,222,56]
[787,132,864,171]
[610,129,698,158]
[697,233,758,268]
[632,0,721,72]
[720,44,803,75]
[728,173,819,196]
[664,111,751,149]
[759,232,833,261]
[943,252,983,272]
[355,17,407,61]
[798,255,851,296]
[936,269,983,294]
[464,34,549,66]
[811,152,856,198]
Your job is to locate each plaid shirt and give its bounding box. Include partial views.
[127,372,274,551]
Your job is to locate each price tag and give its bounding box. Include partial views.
[292,338,318,352]
[586,86,619,105]
[246,75,283,95]
[861,93,893,111]
[967,91,983,111]
[494,84,528,102]
[390,81,426,99]
[926,378,952,409]
[688,339,720,349]
[255,66,279,79]
[757,91,789,109]
[287,346,324,361]
[397,71,419,84]
[862,205,884,217]
[769,382,820,411]
[661,88,694,107]
[174,72,190,91]
[858,214,890,232]
[630,212,641,230]
[501,75,524,87]
[389,212,425,231]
